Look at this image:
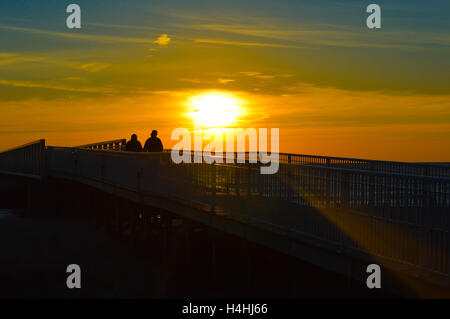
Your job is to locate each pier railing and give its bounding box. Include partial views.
[280,153,450,178]
[165,150,450,178]
[1,139,448,279]
[75,139,450,178]
[0,140,46,180]
[45,146,450,278]
[77,139,126,151]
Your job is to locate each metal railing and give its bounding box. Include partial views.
[0,140,46,179]
[75,141,450,178]
[165,150,450,178]
[281,153,450,178]
[46,147,450,278]
[77,139,126,151]
[1,139,448,278]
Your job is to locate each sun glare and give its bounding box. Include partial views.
[188,91,244,128]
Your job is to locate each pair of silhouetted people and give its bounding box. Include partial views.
[125,134,142,152]
[125,130,163,152]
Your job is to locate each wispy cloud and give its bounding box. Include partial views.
[86,22,158,31]
[178,78,202,84]
[258,83,450,129]
[0,51,112,74]
[186,23,450,50]
[217,78,235,84]
[0,53,43,66]
[153,34,171,46]
[240,72,277,80]
[73,62,111,73]
[194,38,304,48]
[240,72,261,76]
[0,79,114,94]
[0,25,155,44]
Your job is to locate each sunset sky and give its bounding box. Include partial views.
[0,0,449,161]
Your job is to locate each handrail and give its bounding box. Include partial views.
[0,139,46,154]
[164,150,450,178]
[164,149,448,166]
[76,139,126,151]
[69,140,450,173]
[47,146,450,183]
[3,137,449,180]
[45,145,450,278]
[0,139,46,179]
[56,142,450,178]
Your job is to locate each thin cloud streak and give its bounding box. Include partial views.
[0,25,155,44]
[0,79,114,94]
[0,53,43,66]
[185,23,450,50]
[194,38,306,48]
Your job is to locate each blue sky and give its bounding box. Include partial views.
[1,0,448,96]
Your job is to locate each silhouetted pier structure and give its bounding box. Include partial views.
[0,139,449,296]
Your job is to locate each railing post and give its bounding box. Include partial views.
[73,152,78,175]
[246,161,254,224]
[325,168,330,208]
[226,167,230,195]
[247,162,252,197]
[339,170,350,250]
[287,155,292,203]
[236,165,241,197]
[39,139,47,180]
[368,172,375,209]
[211,163,216,213]
[26,180,33,217]
[420,179,431,269]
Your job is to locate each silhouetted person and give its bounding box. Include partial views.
[143,130,163,152]
[126,134,143,152]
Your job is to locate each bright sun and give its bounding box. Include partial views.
[188,91,243,128]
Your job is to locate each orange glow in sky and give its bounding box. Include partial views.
[0,2,449,162]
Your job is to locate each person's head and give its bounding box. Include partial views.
[151,130,158,137]
[131,134,137,141]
